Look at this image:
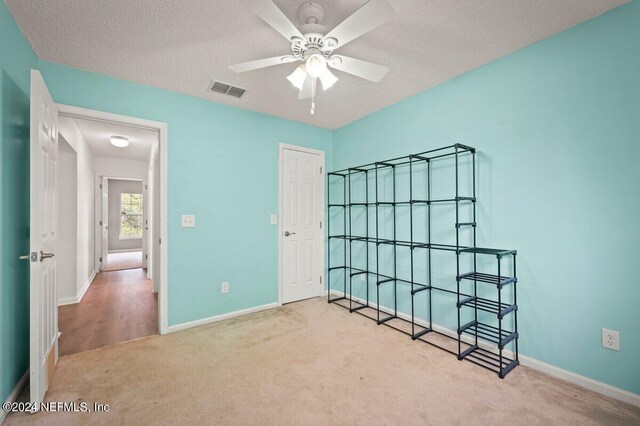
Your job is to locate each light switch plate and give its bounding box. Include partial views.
[270,214,278,225]
[181,215,196,228]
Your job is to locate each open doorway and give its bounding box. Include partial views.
[101,178,144,272]
[54,106,166,357]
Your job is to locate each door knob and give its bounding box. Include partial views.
[284,231,296,237]
[39,251,55,262]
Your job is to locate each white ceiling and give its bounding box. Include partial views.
[6,0,627,129]
[72,117,157,161]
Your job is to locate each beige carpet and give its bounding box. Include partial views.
[5,298,639,425]
[102,251,142,272]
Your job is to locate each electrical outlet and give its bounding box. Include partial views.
[221,282,229,294]
[601,328,620,351]
[360,273,366,282]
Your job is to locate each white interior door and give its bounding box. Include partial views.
[100,177,108,270]
[29,70,59,403]
[281,147,324,304]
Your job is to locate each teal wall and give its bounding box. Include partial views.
[0,0,37,405]
[332,2,640,394]
[38,61,333,325]
[0,0,333,402]
[2,0,638,405]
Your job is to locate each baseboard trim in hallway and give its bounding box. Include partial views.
[58,271,96,307]
[167,302,279,333]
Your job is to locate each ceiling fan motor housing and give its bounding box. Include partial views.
[290,31,335,59]
[290,2,337,59]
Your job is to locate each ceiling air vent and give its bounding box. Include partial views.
[209,81,246,99]
[226,86,246,98]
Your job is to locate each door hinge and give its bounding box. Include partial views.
[320,221,322,229]
[99,183,103,189]
[320,276,322,284]
[320,166,323,174]
[99,220,103,226]
[145,254,148,259]
[99,257,103,262]
[159,238,161,244]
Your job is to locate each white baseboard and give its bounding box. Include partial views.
[58,296,78,306]
[108,249,142,254]
[517,354,640,407]
[77,271,96,302]
[167,303,279,333]
[328,290,640,408]
[58,271,96,306]
[0,370,29,424]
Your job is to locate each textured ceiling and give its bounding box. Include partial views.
[72,117,157,161]
[6,0,628,129]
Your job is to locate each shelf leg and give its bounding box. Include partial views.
[498,255,503,377]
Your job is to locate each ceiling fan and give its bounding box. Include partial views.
[229,0,396,114]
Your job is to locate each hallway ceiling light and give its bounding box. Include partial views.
[110,136,130,148]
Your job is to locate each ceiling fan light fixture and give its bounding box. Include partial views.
[287,65,307,90]
[305,53,327,78]
[229,0,396,112]
[110,136,129,148]
[319,68,338,91]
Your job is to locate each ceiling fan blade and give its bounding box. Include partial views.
[322,0,395,49]
[328,56,389,83]
[240,0,304,42]
[229,55,296,73]
[298,77,317,100]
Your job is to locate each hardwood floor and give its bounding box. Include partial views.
[58,268,158,356]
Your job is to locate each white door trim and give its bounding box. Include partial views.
[56,103,169,335]
[97,175,144,272]
[278,143,325,306]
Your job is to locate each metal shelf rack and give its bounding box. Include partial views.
[327,144,520,378]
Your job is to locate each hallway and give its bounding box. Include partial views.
[58,268,158,356]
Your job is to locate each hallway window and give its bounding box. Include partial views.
[120,193,143,239]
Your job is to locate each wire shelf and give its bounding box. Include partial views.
[326,144,519,378]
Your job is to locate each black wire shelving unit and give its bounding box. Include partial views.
[327,144,519,378]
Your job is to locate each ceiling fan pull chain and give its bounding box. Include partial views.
[311,83,316,115]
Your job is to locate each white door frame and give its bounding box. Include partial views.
[97,175,144,271]
[278,143,325,306]
[56,103,169,335]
